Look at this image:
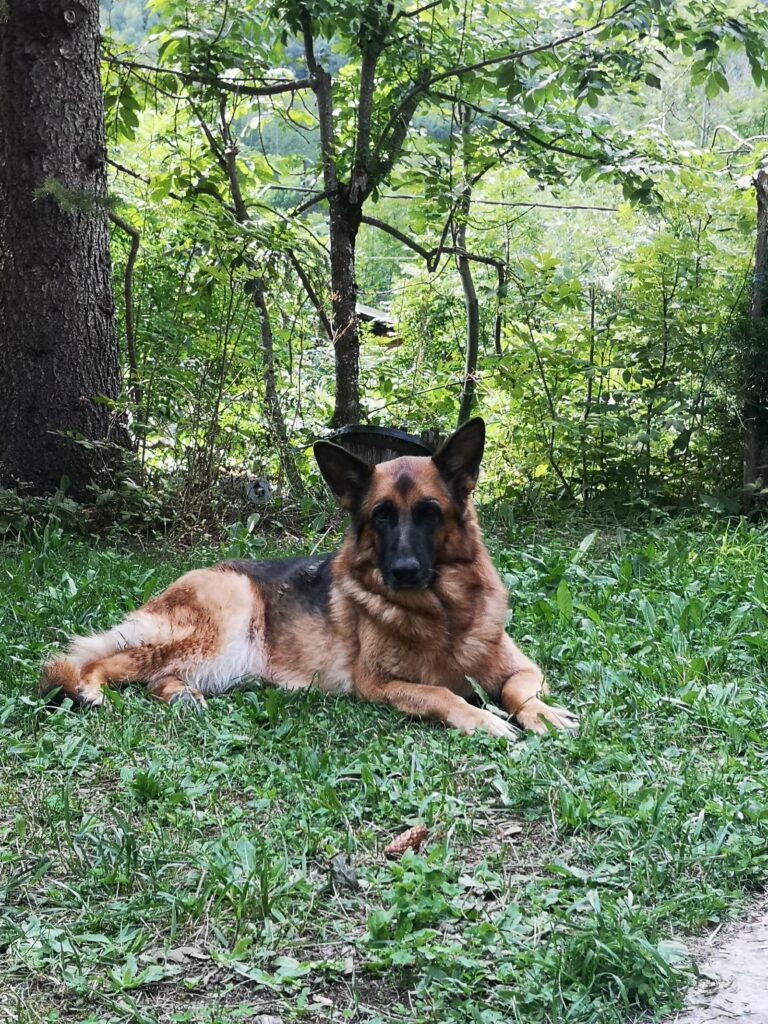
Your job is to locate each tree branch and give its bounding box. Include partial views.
[361,215,505,273]
[226,181,619,213]
[360,215,432,260]
[430,90,607,161]
[362,206,506,358]
[219,96,249,222]
[455,104,479,427]
[103,54,312,98]
[430,1,636,86]
[298,6,339,196]
[395,0,443,19]
[288,251,334,340]
[375,0,637,162]
[189,99,227,171]
[350,45,381,202]
[108,211,142,412]
[371,68,430,185]
[106,157,148,183]
[291,188,330,216]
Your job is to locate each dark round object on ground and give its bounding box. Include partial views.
[329,425,435,465]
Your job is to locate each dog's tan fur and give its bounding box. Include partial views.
[39,422,577,738]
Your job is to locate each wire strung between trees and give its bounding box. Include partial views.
[264,182,619,212]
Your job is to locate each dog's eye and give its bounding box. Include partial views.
[416,502,442,524]
[372,503,396,525]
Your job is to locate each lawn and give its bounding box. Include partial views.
[1,516,767,1024]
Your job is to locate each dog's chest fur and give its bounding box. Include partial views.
[330,547,509,691]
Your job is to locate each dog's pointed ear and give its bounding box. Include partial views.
[314,441,373,510]
[432,418,485,500]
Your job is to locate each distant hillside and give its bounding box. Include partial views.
[101,0,154,44]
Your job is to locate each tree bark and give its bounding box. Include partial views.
[108,211,142,414]
[299,8,362,427]
[456,106,480,428]
[456,222,480,427]
[328,195,362,427]
[743,167,768,511]
[0,0,127,497]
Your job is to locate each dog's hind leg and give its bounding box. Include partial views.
[40,658,103,708]
[147,675,207,709]
[40,651,140,707]
[40,610,167,707]
[79,649,212,708]
[68,648,160,707]
[42,644,167,708]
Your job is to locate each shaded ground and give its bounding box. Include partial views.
[674,900,768,1024]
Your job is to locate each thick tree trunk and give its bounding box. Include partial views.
[743,167,768,511]
[328,195,362,428]
[0,0,127,497]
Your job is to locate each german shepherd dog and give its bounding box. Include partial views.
[40,419,577,738]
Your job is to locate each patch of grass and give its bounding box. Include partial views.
[0,516,767,1023]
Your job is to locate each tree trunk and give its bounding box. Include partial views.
[298,11,362,429]
[456,225,480,427]
[212,101,304,497]
[456,106,479,428]
[251,285,305,497]
[328,194,362,428]
[0,0,127,498]
[743,167,768,511]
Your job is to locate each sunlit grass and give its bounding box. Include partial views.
[1,516,766,1023]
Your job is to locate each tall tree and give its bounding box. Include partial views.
[108,0,768,429]
[743,165,768,510]
[0,0,126,498]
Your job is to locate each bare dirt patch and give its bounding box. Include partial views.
[672,900,768,1024]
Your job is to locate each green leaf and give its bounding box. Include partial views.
[273,956,311,981]
[755,567,766,604]
[573,531,598,563]
[556,579,573,620]
[705,70,729,99]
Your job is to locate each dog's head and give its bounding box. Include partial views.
[314,419,485,591]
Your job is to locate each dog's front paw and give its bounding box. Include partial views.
[468,707,522,742]
[515,698,578,735]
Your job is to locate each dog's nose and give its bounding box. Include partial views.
[391,557,421,586]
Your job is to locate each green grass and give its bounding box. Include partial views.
[1,515,767,1023]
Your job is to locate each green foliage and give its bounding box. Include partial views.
[1,519,767,1021]
[96,0,768,510]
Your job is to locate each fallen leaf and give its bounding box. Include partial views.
[329,852,359,892]
[500,821,524,839]
[311,995,334,1007]
[166,945,209,963]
